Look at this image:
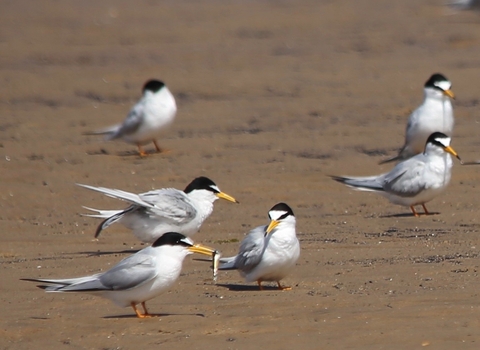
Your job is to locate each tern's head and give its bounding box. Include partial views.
[184,177,239,204]
[152,232,216,257]
[424,73,455,100]
[424,132,462,162]
[142,79,166,95]
[266,202,296,235]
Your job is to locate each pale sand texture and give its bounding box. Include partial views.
[2,1,480,349]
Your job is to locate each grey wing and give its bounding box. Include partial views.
[383,158,426,197]
[331,174,386,192]
[98,252,157,290]
[22,274,104,292]
[234,225,267,272]
[110,101,145,139]
[140,189,197,224]
[77,183,154,208]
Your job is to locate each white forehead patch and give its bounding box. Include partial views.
[182,236,194,245]
[435,136,451,147]
[210,185,221,193]
[434,80,451,91]
[269,210,288,221]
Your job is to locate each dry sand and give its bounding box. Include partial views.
[2,1,480,349]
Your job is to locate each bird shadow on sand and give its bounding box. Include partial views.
[68,249,140,257]
[117,150,150,157]
[86,148,110,156]
[192,257,214,263]
[103,312,205,319]
[117,148,171,157]
[86,148,170,158]
[85,148,148,157]
[379,212,440,218]
[215,283,280,292]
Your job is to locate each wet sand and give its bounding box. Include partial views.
[2,1,480,349]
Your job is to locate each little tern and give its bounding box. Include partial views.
[80,176,239,243]
[219,203,300,290]
[22,232,217,318]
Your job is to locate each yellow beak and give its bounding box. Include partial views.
[188,243,221,282]
[443,89,455,99]
[188,243,217,257]
[444,145,462,163]
[266,220,279,235]
[216,192,239,203]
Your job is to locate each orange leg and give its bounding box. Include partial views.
[131,302,145,318]
[410,206,420,217]
[422,204,430,215]
[277,281,292,291]
[131,302,152,318]
[137,144,147,157]
[153,140,170,154]
[141,302,152,317]
[153,140,162,153]
[257,280,264,291]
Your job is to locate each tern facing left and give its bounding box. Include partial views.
[79,176,239,243]
[22,232,216,318]
[86,79,177,157]
[332,132,462,217]
[219,203,300,290]
[380,73,455,164]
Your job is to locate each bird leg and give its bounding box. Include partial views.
[277,281,292,291]
[153,140,162,153]
[422,204,430,216]
[257,280,264,291]
[410,206,420,217]
[137,144,147,157]
[153,140,170,154]
[131,302,152,318]
[141,302,152,317]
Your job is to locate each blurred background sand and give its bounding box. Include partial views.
[2,1,480,349]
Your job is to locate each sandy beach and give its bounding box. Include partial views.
[2,1,480,349]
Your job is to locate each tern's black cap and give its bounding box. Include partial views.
[143,79,165,93]
[184,176,218,194]
[152,232,192,248]
[426,132,449,146]
[424,73,449,89]
[269,202,295,220]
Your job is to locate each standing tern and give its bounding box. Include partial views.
[22,232,217,318]
[86,79,177,157]
[333,132,462,217]
[80,176,239,243]
[219,203,300,290]
[380,73,455,164]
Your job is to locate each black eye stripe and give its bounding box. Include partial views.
[209,185,220,194]
[178,240,192,247]
[425,132,449,148]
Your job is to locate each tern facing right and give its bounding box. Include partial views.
[22,232,217,318]
[80,176,239,243]
[332,132,462,217]
[219,203,300,290]
[86,79,177,157]
[380,73,455,164]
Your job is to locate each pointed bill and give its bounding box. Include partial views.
[443,89,455,99]
[266,220,279,235]
[216,192,239,203]
[188,244,221,283]
[444,145,462,163]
